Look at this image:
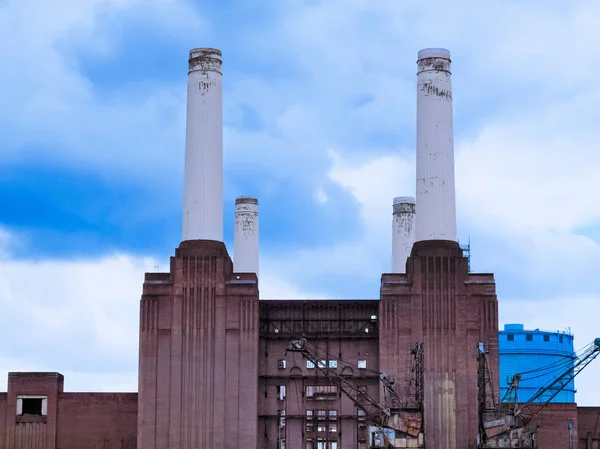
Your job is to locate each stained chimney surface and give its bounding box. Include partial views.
[415,48,457,242]
[234,196,259,275]
[391,196,416,273]
[182,48,223,242]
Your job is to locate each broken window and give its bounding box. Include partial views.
[17,396,47,416]
[305,385,338,400]
[279,439,286,449]
[278,360,287,369]
[278,385,287,400]
[278,410,286,428]
[329,423,338,433]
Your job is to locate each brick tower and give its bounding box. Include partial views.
[379,49,499,449]
[137,48,260,449]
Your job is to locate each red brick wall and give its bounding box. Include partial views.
[0,393,6,447]
[525,403,578,449]
[578,406,600,448]
[3,372,64,449]
[56,393,137,449]
[379,240,499,449]
[1,374,136,449]
[137,240,259,449]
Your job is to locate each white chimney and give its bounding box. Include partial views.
[392,197,416,273]
[182,48,223,242]
[234,197,259,275]
[415,48,457,242]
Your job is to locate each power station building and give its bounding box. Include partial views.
[1,48,599,449]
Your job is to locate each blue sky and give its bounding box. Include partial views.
[1,0,600,404]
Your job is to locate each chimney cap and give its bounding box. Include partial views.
[417,48,451,61]
[189,48,222,60]
[393,196,416,205]
[236,196,258,206]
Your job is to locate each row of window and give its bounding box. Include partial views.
[279,439,341,449]
[278,360,368,370]
[505,333,564,343]
[277,408,366,432]
[275,384,370,402]
[276,385,342,401]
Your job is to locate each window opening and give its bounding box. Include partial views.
[278,409,286,428]
[18,397,47,416]
[278,385,287,400]
[306,385,338,400]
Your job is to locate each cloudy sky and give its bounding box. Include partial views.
[1,0,599,406]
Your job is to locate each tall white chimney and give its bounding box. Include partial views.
[415,48,457,242]
[392,196,416,273]
[234,197,259,275]
[182,48,223,242]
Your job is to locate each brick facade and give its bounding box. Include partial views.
[1,241,597,449]
[380,240,499,449]
[578,407,600,449]
[0,373,136,449]
[137,239,259,449]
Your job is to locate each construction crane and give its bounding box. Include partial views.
[477,337,600,448]
[286,338,425,449]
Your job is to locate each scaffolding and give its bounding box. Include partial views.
[459,237,471,272]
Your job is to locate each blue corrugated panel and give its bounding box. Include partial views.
[498,324,575,403]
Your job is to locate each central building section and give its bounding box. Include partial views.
[136,47,499,449]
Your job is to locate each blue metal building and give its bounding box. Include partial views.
[498,323,576,403]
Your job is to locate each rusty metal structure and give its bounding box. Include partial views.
[286,338,424,448]
[477,338,600,448]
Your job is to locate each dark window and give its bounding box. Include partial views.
[507,334,514,341]
[526,334,533,341]
[544,335,550,342]
[21,398,43,416]
[559,335,563,343]
[278,360,286,369]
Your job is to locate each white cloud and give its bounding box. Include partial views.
[315,189,329,204]
[0,228,325,391]
[259,273,329,300]
[0,0,206,179]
